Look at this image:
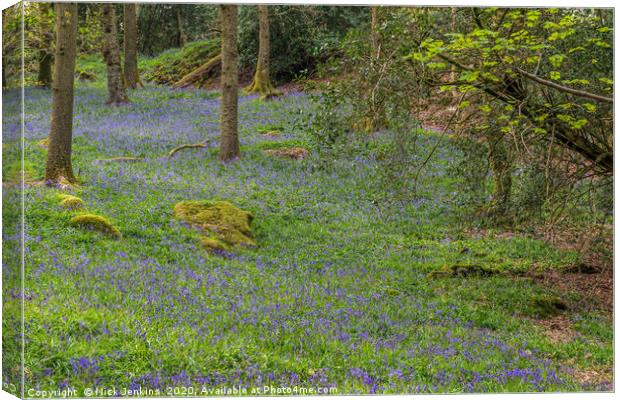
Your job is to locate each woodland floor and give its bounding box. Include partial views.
[1,78,613,395]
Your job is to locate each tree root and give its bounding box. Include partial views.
[172,54,221,89]
[166,138,211,160]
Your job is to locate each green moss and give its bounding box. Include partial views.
[141,39,221,87]
[263,147,310,160]
[200,237,227,251]
[528,294,568,318]
[37,137,49,148]
[173,200,256,253]
[70,214,121,239]
[256,124,284,134]
[428,264,499,278]
[58,194,85,211]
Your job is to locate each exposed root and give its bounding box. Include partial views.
[245,77,281,100]
[167,139,211,160]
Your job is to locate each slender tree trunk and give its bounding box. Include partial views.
[219,5,240,162]
[246,5,277,98]
[45,3,78,184]
[177,7,187,47]
[123,3,142,89]
[486,133,513,221]
[370,6,379,58]
[102,4,129,105]
[450,7,458,97]
[37,2,53,87]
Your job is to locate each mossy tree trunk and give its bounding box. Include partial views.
[486,133,513,221]
[45,3,78,184]
[219,5,240,162]
[123,3,142,89]
[246,5,278,99]
[102,4,129,105]
[37,2,54,87]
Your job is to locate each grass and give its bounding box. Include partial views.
[1,64,613,395]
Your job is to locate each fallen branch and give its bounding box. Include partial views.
[166,138,211,160]
[171,54,221,89]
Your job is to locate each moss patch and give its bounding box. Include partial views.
[37,137,50,148]
[528,294,568,318]
[173,200,256,253]
[429,264,500,278]
[263,147,309,160]
[58,194,85,211]
[70,214,121,239]
[259,130,281,138]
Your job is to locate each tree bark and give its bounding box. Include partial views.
[246,5,277,98]
[123,3,142,89]
[177,7,187,47]
[219,5,240,162]
[45,3,78,184]
[486,133,513,221]
[102,4,129,104]
[370,6,379,58]
[37,2,54,87]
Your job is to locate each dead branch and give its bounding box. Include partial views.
[166,138,211,160]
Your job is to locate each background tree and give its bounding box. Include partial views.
[246,5,278,98]
[102,3,128,104]
[219,5,240,162]
[123,3,142,89]
[176,7,187,47]
[45,2,78,184]
[36,2,54,87]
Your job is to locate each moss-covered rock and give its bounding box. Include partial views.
[263,147,309,160]
[70,214,121,239]
[37,137,50,148]
[58,194,85,210]
[259,130,281,138]
[173,200,256,252]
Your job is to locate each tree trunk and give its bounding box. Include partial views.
[450,7,458,97]
[37,2,54,87]
[102,4,129,105]
[123,3,142,89]
[177,7,187,47]
[486,133,513,221]
[246,5,277,98]
[45,3,78,184]
[370,6,379,58]
[219,5,240,162]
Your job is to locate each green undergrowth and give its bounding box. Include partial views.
[140,39,221,87]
